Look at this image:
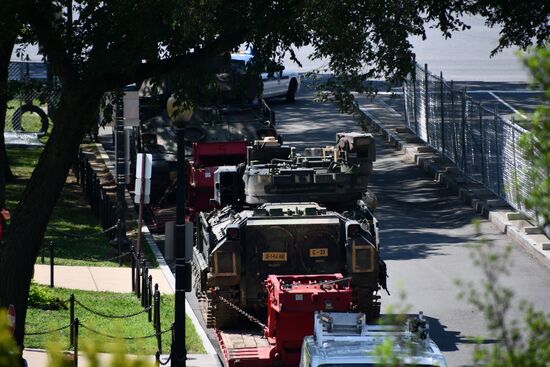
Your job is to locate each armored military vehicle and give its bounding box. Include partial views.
[193,132,388,328]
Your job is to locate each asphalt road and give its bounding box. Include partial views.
[383,80,543,124]
[270,91,550,367]
[284,15,530,83]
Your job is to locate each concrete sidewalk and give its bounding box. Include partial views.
[33,264,173,294]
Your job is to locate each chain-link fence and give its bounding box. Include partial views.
[403,63,539,222]
[4,61,60,141]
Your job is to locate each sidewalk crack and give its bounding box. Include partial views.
[87,267,99,291]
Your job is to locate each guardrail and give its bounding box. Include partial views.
[403,63,543,227]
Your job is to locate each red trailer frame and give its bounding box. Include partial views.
[216,273,352,367]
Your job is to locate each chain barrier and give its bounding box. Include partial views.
[26,322,73,336]
[157,353,172,366]
[80,323,172,340]
[82,250,133,263]
[217,294,266,329]
[48,221,119,240]
[74,299,151,319]
[41,247,132,264]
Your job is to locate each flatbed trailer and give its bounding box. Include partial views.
[204,274,447,367]
[209,274,353,367]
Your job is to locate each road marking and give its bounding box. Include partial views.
[466,90,543,94]
[378,89,543,95]
[488,91,528,119]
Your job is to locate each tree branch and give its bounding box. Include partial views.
[98,26,251,91]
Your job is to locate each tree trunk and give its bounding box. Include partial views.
[0,32,16,208]
[0,85,101,347]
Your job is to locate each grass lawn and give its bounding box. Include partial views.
[6,146,157,267]
[25,285,205,354]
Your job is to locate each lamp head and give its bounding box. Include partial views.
[167,95,193,127]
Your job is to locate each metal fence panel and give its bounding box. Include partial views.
[402,62,541,223]
[4,61,59,135]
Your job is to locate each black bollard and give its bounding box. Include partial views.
[70,294,75,345]
[73,318,79,367]
[135,253,141,299]
[49,241,54,288]
[131,246,136,292]
[148,275,153,322]
[141,262,147,307]
[154,284,162,353]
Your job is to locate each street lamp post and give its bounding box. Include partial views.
[115,92,127,266]
[167,95,194,367]
[172,122,188,367]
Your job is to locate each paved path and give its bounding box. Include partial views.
[23,348,215,367]
[33,264,173,294]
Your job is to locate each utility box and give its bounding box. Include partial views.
[164,221,175,261]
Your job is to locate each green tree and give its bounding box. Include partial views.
[519,45,550,226]
[0,0,548,352]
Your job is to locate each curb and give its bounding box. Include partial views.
[353,98,550,269]
[94,133,218,356]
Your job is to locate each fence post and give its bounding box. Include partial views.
[170,322,175,361]
[494,106,502,196]
[412,62,418,134]
[403,82,409,128]
[118,220,123,267]
[49,241,54,288]
[512,127,521,208]
[461,88,467,172]
[450,81,458,162]
[440,71,445,154]
[131,245,136,292]
[70,294,75,345]
[155,351,161,367]
[479,108,486,185]
[135,253,141,299]
[148,275,153,322]
[91,176,98,215]
[424,63,429,144]
[75,151,81,185]
[73,318,79,367]
[141,261,148,307]
[154,284,162,353]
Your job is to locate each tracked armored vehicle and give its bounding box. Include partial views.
[193,132,388,328]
